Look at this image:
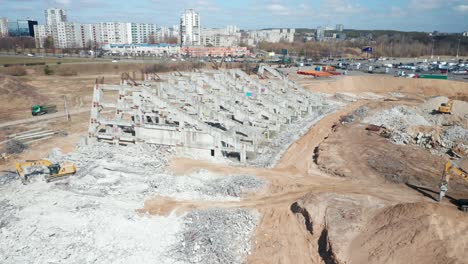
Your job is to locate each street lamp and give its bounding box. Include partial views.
[456,38,461,59]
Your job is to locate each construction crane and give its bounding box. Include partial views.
[438,158,468,211]
[211,56,225,70]
[15,159,76,184]
[438,100,454,114]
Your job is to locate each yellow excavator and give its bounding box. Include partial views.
[438,100,454,114]
[438,158,468,211]
[15,160,76,184]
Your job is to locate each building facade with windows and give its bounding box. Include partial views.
[180,9,201,46]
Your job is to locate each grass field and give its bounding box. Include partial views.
[0,56,109,65]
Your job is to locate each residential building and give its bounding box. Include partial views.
[130,23,158,44]
[463,31,468,37]
[200,26,241,47]
[45,8,69,48]
[33,24,49,48]
[97,22,131,44]
[180,9,201,46]
[246,29,295,45]
[76,24,101,48]
[55,22,80,48]
[0,18,8,37]
[316,27,325,41]
[336,24,344,32]
[102,43,180,56]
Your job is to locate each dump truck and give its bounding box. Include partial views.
[15,159,76,184]
[437,100,453,114]
[438,158,468,211]
[31,104,57,116]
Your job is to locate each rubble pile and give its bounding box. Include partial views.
[363,103,468,155]
[1,142,264,263]
[172,208,259,264]
[252,95,342,167]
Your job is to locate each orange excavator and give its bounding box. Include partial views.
[438,158,468,211]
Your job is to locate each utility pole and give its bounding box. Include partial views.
[63,95,70,121]
[456,38,461,59]
[431,39,435,59]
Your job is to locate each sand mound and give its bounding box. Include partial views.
[350,202,468,264]
[293,192,468,264]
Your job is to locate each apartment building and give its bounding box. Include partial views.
[45,8,68,48]
[246,29,295,45]
[130,23,158,43]
[0,18,8,37]
[180,9,201,46]
[33,24,48,48]
[97,22,131,44]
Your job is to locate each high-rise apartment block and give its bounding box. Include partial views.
[180,9,201,46]
[0,18,8,37]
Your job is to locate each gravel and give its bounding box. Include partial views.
[363,105,431,131]
[172,208,260,264]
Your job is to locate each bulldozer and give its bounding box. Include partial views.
[15,159,76,184]
[438,158,468,211]
[437,100,453,114]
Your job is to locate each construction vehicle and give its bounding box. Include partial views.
[437,100,453,114]
[438,158,468,211]
[31,104,57,116]
[15,159,76,184]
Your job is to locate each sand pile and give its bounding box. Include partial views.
[293,193,468,264]
[350,202,468,264]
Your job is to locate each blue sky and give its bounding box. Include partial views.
[1,0,467,32]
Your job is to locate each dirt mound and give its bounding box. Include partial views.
[316,122,468,195]
[350,202,468,264]
[300,76,468,97]
[0,74,46,122]
[293,193,468,264]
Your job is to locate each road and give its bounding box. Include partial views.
[0,109,90,129]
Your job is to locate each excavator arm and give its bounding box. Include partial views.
[438,159,468,203]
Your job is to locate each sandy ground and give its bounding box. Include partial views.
[1,70,468,263]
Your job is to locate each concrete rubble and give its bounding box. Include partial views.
[172,208,259,264]
[363,102,468,155]
[0,141,264,264]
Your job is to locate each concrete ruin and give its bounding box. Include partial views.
[88,65,320,162]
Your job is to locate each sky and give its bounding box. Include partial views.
[0,0,467,32]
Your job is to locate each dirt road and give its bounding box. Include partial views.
[0,109,89,129]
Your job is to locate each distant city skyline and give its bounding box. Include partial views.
[0,0,467,32]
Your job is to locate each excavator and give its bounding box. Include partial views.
[437,100,453,114]
[438,158,468,211]
[15,159,76,184]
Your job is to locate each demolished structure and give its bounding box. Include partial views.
[88,65,324,162]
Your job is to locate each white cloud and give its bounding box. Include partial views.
[51,0,71,5]
[454,4,468,12]
[266,3,292,15]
